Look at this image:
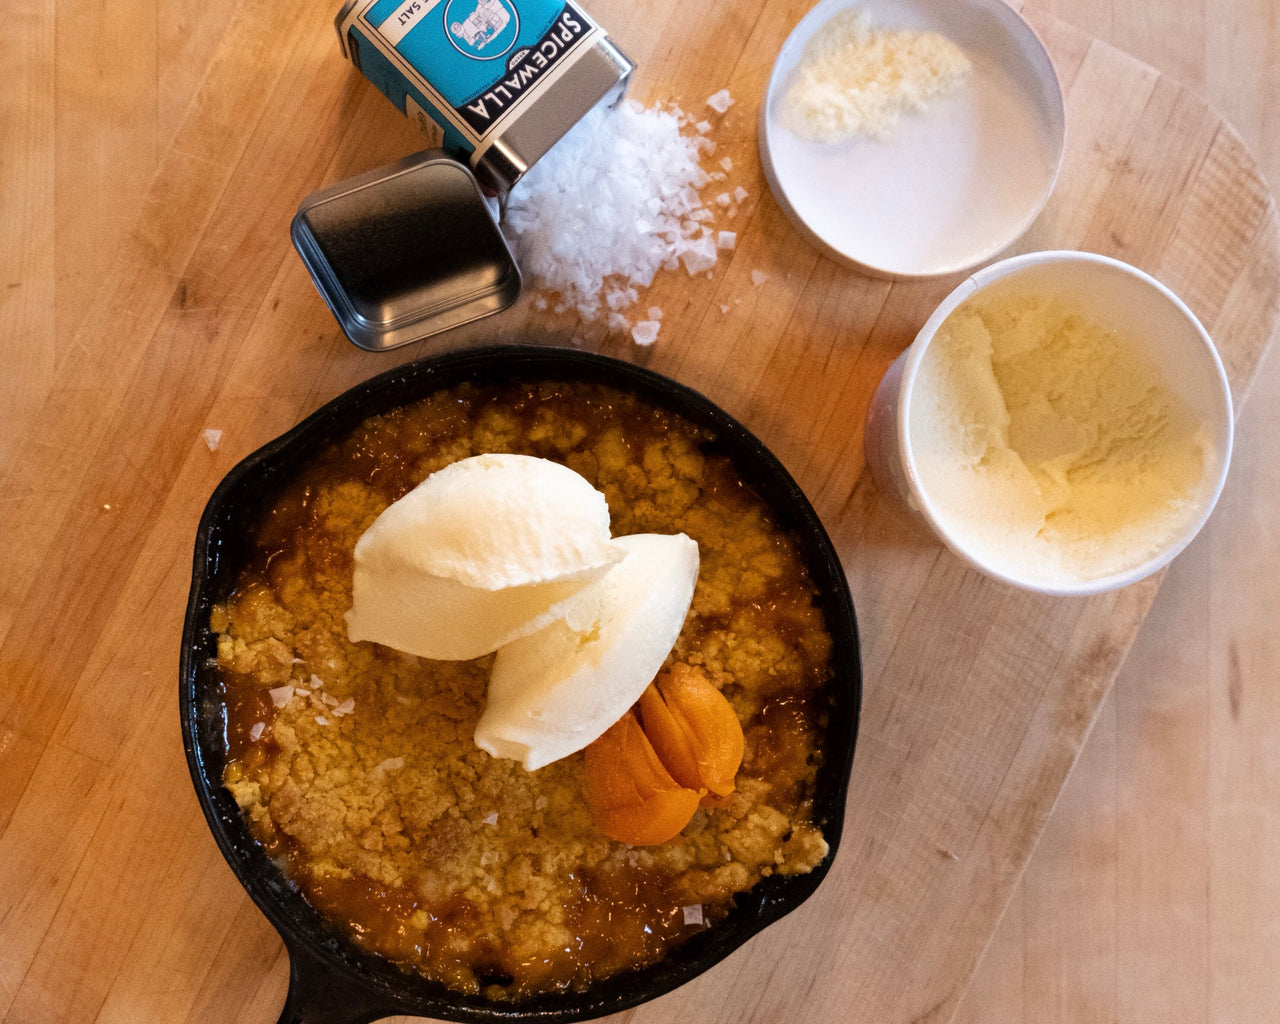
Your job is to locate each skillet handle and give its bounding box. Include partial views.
[275,939,403,1024]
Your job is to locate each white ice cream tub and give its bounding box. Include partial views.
[864,250,1235,595]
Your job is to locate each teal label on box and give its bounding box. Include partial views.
[343,0,599,145]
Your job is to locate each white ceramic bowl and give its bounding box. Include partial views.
[759,0,1065,279]
[864,251,1235,595]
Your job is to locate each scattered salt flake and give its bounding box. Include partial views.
[374,757,405,773]
[309,673,324,689]
[605,284,638,310]
[733,185,749,203]
[202,428,223,452]
[681,237,718,275]
[751,269,770,286]
[249,721,265,742]
[719,156,734,172]
[314,715,331,726]
[647,306,663,320]
[631,320,661,346]
[717,231,737,250]
[293,687,311,697]
[715,192,732,207]
[719,303,731,314]
[333,697,355,717]
[322,693,339,707]
[395,695,413,705]
[534,795,549,811]
[682,904,705,926]
[707,89,734,113]
[608,311,632,335]
[481,811,499,826]
[695,120,712,134]
[268,685,294,708]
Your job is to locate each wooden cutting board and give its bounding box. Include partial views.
[0,2,1275,1023]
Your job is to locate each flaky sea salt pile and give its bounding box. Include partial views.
[502,96,736,340]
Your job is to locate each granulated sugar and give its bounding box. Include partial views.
[502,97,735,333]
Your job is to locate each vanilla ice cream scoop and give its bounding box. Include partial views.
[345,454,626,661]
[474,532,700,771]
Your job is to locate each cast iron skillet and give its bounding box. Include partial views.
[180,344,861,1024]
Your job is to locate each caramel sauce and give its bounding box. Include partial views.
[301,864,712,996]
[567,865,697,980]
[745,694,824,808]
[220,672,277,763]
[303,872,499,988]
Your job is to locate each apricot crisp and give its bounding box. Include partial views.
[584,665,744,844]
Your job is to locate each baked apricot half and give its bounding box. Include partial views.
[583,710,701,846]
[639,664,744,803]
[584,664,744,844]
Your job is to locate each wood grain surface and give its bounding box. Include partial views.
[1,1,1276,1023]
[955,2,1280,1021]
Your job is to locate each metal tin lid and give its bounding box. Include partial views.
[291,150,522,351]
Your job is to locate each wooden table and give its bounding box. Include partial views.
[2,1,1277,1023]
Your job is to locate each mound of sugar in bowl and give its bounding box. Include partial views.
[502,98,727,328]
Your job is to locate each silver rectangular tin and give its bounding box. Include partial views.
[291,150,522,351]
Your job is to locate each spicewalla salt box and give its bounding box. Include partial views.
[292,0,633,351]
